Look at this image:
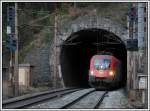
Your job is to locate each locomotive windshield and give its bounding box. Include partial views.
[94,59,111,70]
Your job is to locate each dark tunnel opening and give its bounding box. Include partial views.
[60,28,127,88]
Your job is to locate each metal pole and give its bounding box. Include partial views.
[10,51,13,97]
[138,3,144,49]
[138,3,146,104]
[138,3,144,72]
[14,2,19,96]
[142,90,145,103]
[54,4,58,88]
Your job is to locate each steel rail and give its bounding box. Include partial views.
[94,91,108,109]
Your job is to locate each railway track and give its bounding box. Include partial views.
[3,88,108,109]
[2,87,81,109]
[61,90,108,109]
[29,88,108,109]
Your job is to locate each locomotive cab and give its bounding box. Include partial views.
[88,53,122,89]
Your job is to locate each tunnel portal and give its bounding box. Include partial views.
[60,28,127,87]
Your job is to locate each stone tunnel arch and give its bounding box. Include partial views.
[49,16,128,88]
[60,28,127,87]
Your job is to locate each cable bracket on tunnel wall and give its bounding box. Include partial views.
[56,42,82,47]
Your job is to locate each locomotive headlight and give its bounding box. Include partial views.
[109,70,114,76]
[91,70,94,75]
[100,65,103,69]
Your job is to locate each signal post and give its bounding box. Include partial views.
[6,3,19,96]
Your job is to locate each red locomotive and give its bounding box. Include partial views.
[88,52,122,89]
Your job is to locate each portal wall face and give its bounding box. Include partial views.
[49,16,128,87]
[58,16,127,43]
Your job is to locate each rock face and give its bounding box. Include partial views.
[24,43,51,86]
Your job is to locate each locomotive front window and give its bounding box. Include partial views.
[94,59,111,70]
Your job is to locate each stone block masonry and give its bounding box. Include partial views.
[23,43,51,87]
